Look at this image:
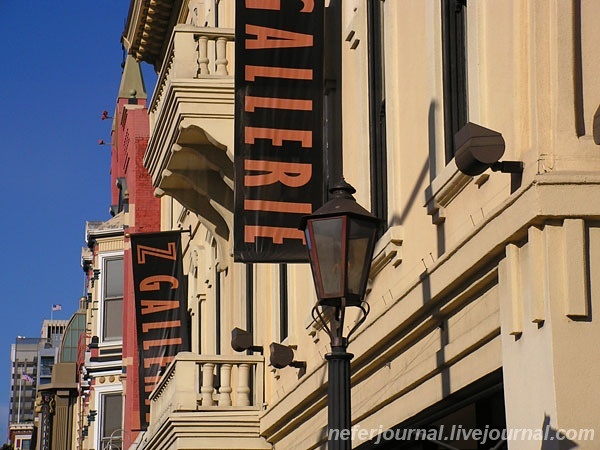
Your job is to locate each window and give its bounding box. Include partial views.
[215,267,221,355]
[246,264,254,340]
[279,264,288,342]
[324,0,343,191]
[442,0,468,163]
[368,0,388,230]
[100,393,123,450]
[40,357,53,377]
[116,178,129,214]
[102,256,124,341]
[211,240,221,356]
[15,437,32,450]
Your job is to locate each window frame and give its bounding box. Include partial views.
[279,264,289,342]
[98,252,124,344]
[93,385,123,450]
[367,0,388,232]
[441,0,469,164]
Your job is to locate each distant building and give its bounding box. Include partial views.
[34,300,87,450]
[9,337,40,428]
[8,321,67,449]
[32,297,87,450]
[9,423,34,450]
[37,321,68,388]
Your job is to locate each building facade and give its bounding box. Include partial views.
[37,320,69,389]
[10,338,41,428]
[78,216,126,450]
[9,337,40,450]
[81,0,600,449]
[33,302,86,450]
[8,322,68,449]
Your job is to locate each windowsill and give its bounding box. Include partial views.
[98,340,123,350]
[424,159,472,224]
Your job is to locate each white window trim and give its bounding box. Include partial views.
[93,382,123,450]
[97,251,124,346]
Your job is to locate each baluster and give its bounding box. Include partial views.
[197,35,210,76]
[218,363,232,406]
[215,36,229,76]
[237,363,251,406]
[200,362,215,406]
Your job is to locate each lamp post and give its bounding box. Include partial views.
[299,180,382,450]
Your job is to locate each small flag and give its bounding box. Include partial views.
[52,304,62,311]
[21,373,34,383]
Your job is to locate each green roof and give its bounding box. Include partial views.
[59,310,87,363]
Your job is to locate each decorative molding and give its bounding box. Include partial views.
[526,226,547,324]
[499,243,523,337]
[424,159,472,224]
[370,226,404,278]
[305,308,334,345]
[344,2,361,50]
[270,366,280,380]
[563,218,590,319]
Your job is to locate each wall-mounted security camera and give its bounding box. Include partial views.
[269,342,306,370]
[454,122,523,176]
[231,328,263,353]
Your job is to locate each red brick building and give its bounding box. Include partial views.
[111,55,161,450]
[77,55,160,450]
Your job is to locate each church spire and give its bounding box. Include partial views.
[118,55,147,102]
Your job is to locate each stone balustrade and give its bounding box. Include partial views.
[148,352,265,432]
[149,24,234,122]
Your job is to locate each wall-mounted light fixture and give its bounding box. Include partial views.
[269,342,305,370]
[593,105,600,145]
[455,122,523,176]
[231,328,263,354]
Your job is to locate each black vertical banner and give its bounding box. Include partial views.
[234,0,325,262]
[130,231,189,429]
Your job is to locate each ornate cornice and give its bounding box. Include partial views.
[123,0,182,68]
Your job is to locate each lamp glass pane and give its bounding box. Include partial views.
[311,217,344,297]
[347,218,377,297]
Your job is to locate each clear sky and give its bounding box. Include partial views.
[0,1,147,441]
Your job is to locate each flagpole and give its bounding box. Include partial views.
[17,377,22,424]
[50,304,62,321]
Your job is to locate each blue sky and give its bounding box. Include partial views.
[0,2,148,441]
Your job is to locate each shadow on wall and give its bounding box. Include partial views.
[540,414,579,450]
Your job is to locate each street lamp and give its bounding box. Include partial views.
[299,180,382,450]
